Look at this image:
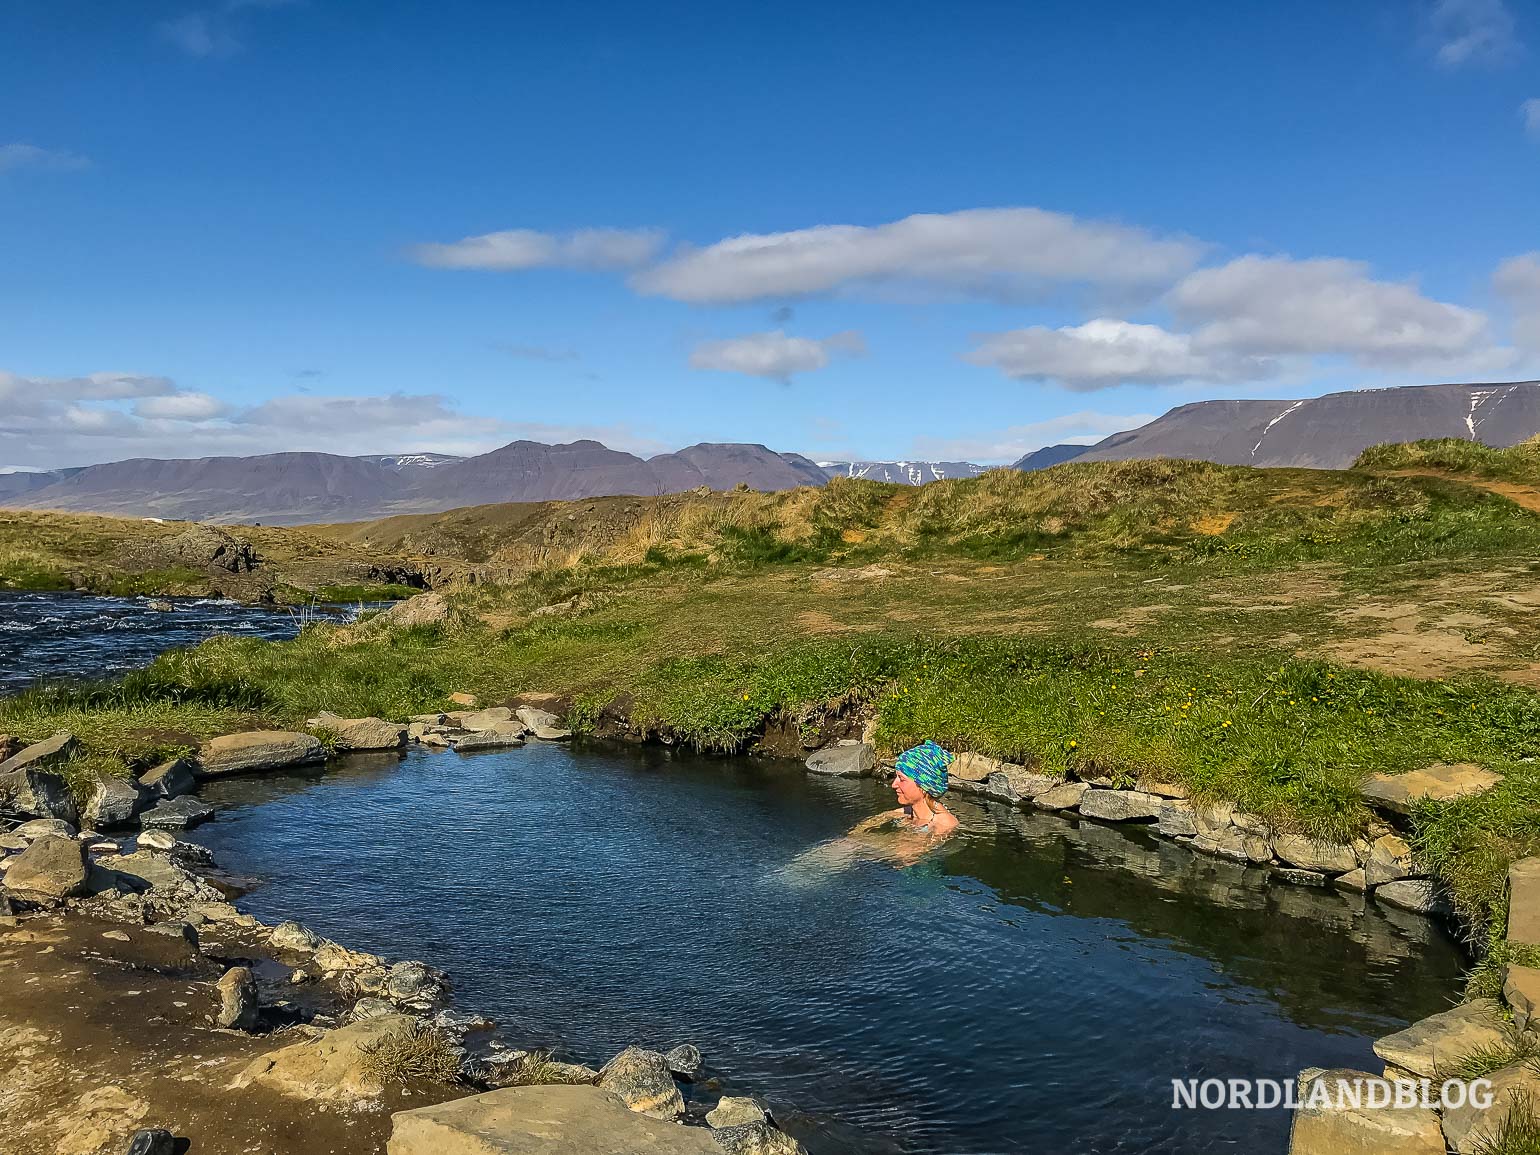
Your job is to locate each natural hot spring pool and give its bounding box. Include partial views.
[195,742,1465,1154]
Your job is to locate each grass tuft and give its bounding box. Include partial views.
[359,1021,463,1085]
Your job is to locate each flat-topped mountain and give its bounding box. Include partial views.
[3,441,831,524]
[1013,382,1540,471]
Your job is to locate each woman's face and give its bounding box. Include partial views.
[893,771,926,807]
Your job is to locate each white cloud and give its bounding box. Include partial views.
[411,227,665,271]
[911,410,1158,464]
[965,318,1269,391]
[689,330,865,383]
[0,371,173,416]
[1171,255,1501,369]
[0,372,668,468]
[1523,98,1540,137]
[1429,0,1522,67]
[1495,252,1540,350]
[133,392,229,420]
[632,208,1204,304]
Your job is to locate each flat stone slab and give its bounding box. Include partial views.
[1374,878,1446,915]
[0,731,80,775]
[1361,763,1502,815]
[387,1085,722,1155]
[1372,999,1507,1078]
[198,730,324,777]
[309,713,407,751]
[1273,834,1357,874]
[1509,857,1540,946]
[1288,1068,1444,1155]
[1077,788,1162,823]
[138,796,215,830]
[454,728,527,752]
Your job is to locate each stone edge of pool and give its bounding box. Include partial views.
[2,699,1533,1155]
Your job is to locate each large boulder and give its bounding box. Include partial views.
[1078,788,1162,823]
[13,817,76,840]
[1360,762,1501,815]
[1372,999,1507,1078]
[270,920,323,954]
[385,960,447,1006]
[233,1014,419,1101]
[367,592,451,631]
[198,731,324,777]
[1504,964,1540,1030]
[3,835,89,905]
[1441,1062,1540,1153]
[386,1085,720,1154]
[516,706,572,741]
[80,770,149,829]
[216,966,259,1031]
[313,940,383,972]
[168,524,257,572]
[138,758,196,800]
[0,766,80,825]
[706,1097,769,1129]
[454,708,515,731]
[1288,1068,1444,1155]
[982,767,1059,805]
[0,731,81,775]
[804,742,875,777]
[949,752,1004,783]
[1272,834,1356,875]
[97,850,224,905]
[308,713,408,751]
[595,1047,684,1121]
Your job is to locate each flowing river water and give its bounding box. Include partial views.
[0,590,352,693]
[0,592,1467,1154]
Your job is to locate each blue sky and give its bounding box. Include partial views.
[2,0,1538,469]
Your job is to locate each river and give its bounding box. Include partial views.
[0,590,354,693]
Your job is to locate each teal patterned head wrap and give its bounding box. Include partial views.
[895,740,953,797]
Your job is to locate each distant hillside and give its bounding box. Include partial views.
[1065,382,1540,469]
[819,460,989,484]
[3,441,831,524]
[1011,444,1093,471]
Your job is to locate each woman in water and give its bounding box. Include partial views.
[850,739,959,839]
[780,740,959,881]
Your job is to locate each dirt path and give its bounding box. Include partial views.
[1382,468,1540,513]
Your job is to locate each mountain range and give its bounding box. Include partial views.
[1012,381,1539,470]
[5,380,1537,524]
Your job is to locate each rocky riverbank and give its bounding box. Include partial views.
[0,718,807,1155]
